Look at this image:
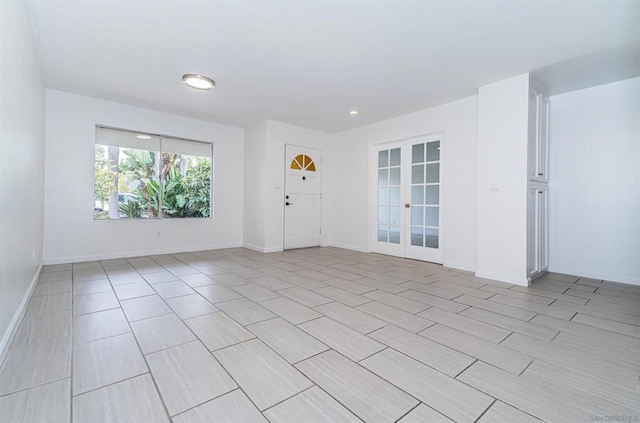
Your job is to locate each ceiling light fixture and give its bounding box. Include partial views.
[136,134,152,140]
[349,110,358,115]
[182,74,215,90]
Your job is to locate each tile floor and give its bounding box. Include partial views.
[0,247,639,422]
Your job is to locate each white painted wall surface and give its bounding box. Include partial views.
[327,96,479,271]
[0,1,46,360]
[264,120,329,252]
[243,121,268,251]
[476,74,530,285]
[43,90,244,263]
[549,77,640,285]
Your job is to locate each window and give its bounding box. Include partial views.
[94,126,212,219]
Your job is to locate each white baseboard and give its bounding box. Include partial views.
[43,243,243,264]
[242,244,283,254]
[547,266,640,286]
[475,270,529,287]
[323,242,370,253]
[0,264,42,367]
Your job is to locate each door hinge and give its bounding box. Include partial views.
[320,228,322,234]
[320,193,323,200]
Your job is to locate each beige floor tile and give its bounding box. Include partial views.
[369,325,473,377]
[281,274,328,290]
[147,341,236,416]
[551,300,640,325]
[179,273,218,287]
[502,332,639,390]
[265,386,360,423]
[73,374,169,423]
[454,295,537,321]
[419,324,531,374]
[489,294,576,319]
[112,281,155,300]
[0,379,70,423]
[194,284,242,303]
[142,270,178,284]
[26,292,72,315]
[251,275,294,291]
[214,339,312,410]
[232,283,280,302]
[166,293,219,319]
[480,285,554,304]
[322,278,378,294]
[299,317,384,361]
[39,270,72,283]
[357,301,434,333]
[212,272,252,287]
[151,280,195,299]
[313,285,372,307]
[131,313,196,354]
[260,296,322,324]
[418,307,511,343]
[398,289,469,313]
[72,279,112,296]
[215,298,276,325]
[0,337,70,395]
[173,389,267,423]
[364,290,429,314]
[530,314,640,352]
[247,318,329,363]
[33,280,72,297]
[477,401,542,423]
[185,312,254,351]
[398,281,462,300]
[296,350,418,423]
[108,272,146,286]
[13,310,71,346]
[460,307,557,341]
[73,308,130,345]
[73,332,147,395]
[278,287,333,307]
[552,332,640,368]
[430,281,494,299]
[571,312,640,338]
[397,404,454,423]
[73,291,119,316]
[315,301,387,334]
[362,348,492,423]
[121,294,173,322]
[458,361,617,422]
[523,360,640,413]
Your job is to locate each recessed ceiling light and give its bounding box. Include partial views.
[349,110,358,115]
[182,74,215,90]
[136,134,152,140]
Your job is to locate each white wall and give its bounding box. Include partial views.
[327,96,479,271]
[43,90,244,263]
[0,0,46,360]
[549,77,640,285]
[243,121,267,251]
[476,74,530,285]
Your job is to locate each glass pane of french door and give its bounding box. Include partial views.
[410,140,440,248]
[377,147,401,244]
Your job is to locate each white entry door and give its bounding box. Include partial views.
[372,134,443,263]
[284,145,321,250]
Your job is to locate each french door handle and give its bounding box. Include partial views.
[285,202,293,206]
[404,204,411,208]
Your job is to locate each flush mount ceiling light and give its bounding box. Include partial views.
[349,110,358,115]
[182,74,215,90]
[136,134,152,140]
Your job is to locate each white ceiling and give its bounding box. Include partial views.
[28,0,640,133]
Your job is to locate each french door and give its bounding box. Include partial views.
[372,134,443,263]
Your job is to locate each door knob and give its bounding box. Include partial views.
[285,202,293,206]
[405,204,411,208]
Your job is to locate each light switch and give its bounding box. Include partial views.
[490,184,500,192]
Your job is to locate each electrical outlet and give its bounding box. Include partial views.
[156,231,161,238]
